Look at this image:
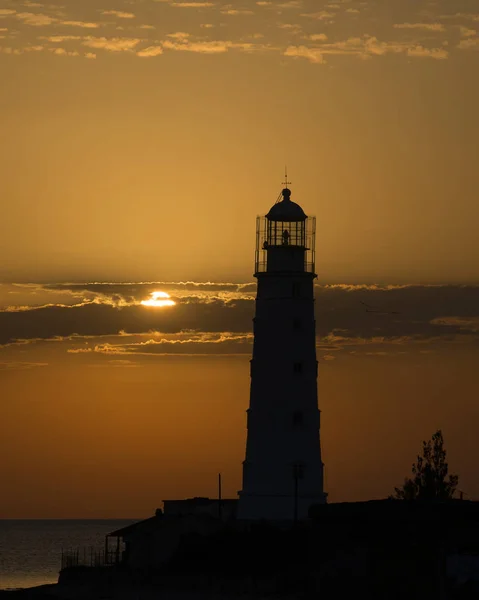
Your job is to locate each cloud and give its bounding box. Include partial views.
[459,26,477,37]
[67,347,93,353]
[458,37,479,50]
[25,44,44,52]
[167,31,190,39]
[5,281,256,308]
[277,1,303,8]
[49,47,80,56]
[440,13,479,23]
[393,23,446,32]
[169,2,215,7]
[137,45,164,57]
[102,11,136,19]
[0,2,466,65]
[430,317,479,332]
[0,361,48,371]
[40,35,83,42]
[406,45,448,59]
[300,11,335,21]
[61,21,101,29]
[0,297,255,346]
[82,37,142,52]
[285,44,325,63]
[285,34,449,63]
[13,12,102,29]
[0,44,45,54]
[1,283,479,357]
[81,332,255,356]
[220,9,255,16]
[308,33,328,41]
[162,39,231,53]
[15,12,57,26]
[278,23,302,33]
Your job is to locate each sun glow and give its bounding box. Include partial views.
[141,291,176,308]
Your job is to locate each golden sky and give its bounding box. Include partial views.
[1,0,479,283]
[1,0,479,517]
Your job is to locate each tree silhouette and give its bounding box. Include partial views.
[393,430,458,501]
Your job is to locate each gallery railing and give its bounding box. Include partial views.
[61,547,120,570]
[255,260,316,274]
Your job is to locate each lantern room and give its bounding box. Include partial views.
[255,188,316,275]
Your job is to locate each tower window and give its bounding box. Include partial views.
[292,463,305,480]
[293,362,303,374]
[292,411,303,427]
[292,282,301,297]
[293,319,301,330]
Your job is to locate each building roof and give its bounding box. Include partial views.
[163,497,238,505]
[266,188,307,222]
[108,515,159,538]
[108,499,239,537]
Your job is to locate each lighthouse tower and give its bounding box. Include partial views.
[237,183,327,521]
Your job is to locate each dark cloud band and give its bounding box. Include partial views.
[1,283,478,351]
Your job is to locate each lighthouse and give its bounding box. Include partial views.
[237,183,327,521]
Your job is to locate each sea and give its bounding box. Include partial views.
[0,520,137,590]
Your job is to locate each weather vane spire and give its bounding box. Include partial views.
[282,166,291,189]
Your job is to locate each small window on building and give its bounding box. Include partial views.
[293,362,303,374]
[292,282,301,297]
[293,319,301,330]
[292,411,303,427]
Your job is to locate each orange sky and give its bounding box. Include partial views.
[1,0,479,517]
[1,0,479,283]
[1,282,478,517]
[1,342,479,517]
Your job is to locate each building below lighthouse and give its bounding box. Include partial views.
[237,184,327,521]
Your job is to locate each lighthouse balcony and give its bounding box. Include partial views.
[255,257,316,275]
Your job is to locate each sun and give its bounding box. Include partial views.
[140,291,176,308]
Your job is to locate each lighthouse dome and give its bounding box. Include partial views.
[266,188,307,222]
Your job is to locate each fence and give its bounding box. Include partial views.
[61,546,121,570]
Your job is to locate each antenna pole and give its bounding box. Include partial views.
[282,166,292,189]
[218,473,222,520]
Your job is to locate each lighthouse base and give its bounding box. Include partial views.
[237,491,327,522]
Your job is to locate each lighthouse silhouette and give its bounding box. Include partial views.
[237,182,327,521]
